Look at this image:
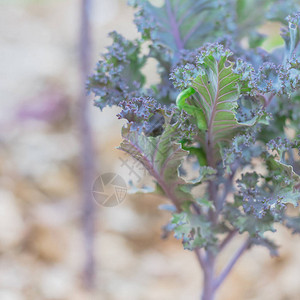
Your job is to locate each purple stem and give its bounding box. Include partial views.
[262,93,275,108]
[217,164,238,212]
[195,247,206,269]
[121,135,182,210]
[197,60,246,299]
[79,0,96,289]
[214,239,251,290]
[219,230,238,252]
[201,251,216,300]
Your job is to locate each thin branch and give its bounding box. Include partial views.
[261,92,275,108]
[219,230,238,252]
[208,181,218,223]
[192,202,202,215]
[120,138,182,210]
[214,238,251,290]
[266,93,275,106]
[217,162,238,212]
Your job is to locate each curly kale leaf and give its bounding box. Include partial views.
[221,134,299,256]
[171,207,215,250]
[282,12,300,61]
[130,0,230,53]
[118,109,194,210]
[247,12,300,96]
[128,0,234,105]
[224,146,300,245]
[117,96,167,134]
[87,32,146,110]
[171,44,267,164]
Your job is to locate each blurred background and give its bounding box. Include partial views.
[0,0,300,299]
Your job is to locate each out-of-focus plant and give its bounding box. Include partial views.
[89,0,300,299]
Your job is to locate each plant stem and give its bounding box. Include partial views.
[201,251,216,300]
[198,88,218,299]
[79,0,96,289]
[195,248,216,300]
[217,164,238,212]
[195,247,206,269]
[214,238,250,290]
[196,238,250,300]
[219,229,238,252]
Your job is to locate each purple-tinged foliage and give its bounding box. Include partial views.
[91,1,300,299]
[88,32,146,110]
[130,0,230,53]
[117,97,163,134]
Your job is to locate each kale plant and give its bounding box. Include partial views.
[89,1,300,299]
